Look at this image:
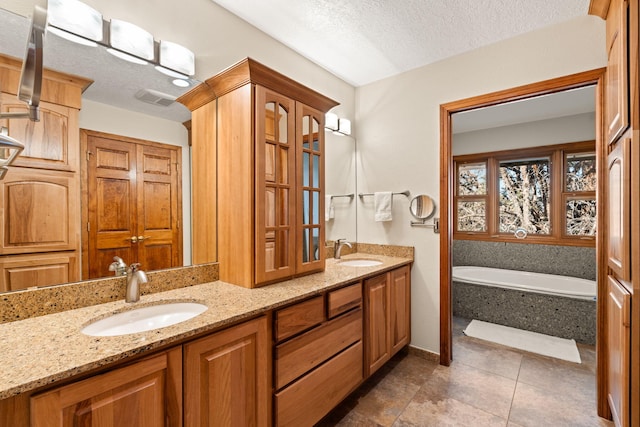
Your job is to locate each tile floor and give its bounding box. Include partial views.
[317,317,614,427]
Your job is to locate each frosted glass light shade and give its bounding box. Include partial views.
[325,113,339,131]
[159,41,195,76]
[109,19,154,61]
[338,118,351,135]
[48,0,103,42]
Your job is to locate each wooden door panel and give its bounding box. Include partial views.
[365,273,390,376]
[255,87,296,285]
[138,144,181,270]
[295,102,325,275]
[607,276,630,427]
[0,168,78,254]
[31,349,182,427]
[184,317,269,427]
[390,266,411,354]
[0,252,78,292]
[606,138,631,280]
[87,136,137,278]
[605,0,629,144]
[0,93,78,172]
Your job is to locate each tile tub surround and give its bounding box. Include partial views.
[0,253,412,400]
[0,263,220,324]
[453,281,596,345]
[453,239,596,280]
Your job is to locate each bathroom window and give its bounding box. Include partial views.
[564,151,596,236]
[456,161,487,232]
[498,157,551,235]
[454,141,595,246]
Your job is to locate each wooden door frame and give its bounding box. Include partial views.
[438,68,608,416]
[80,129,184,279]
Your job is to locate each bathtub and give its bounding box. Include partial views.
[452,266,596,301]
[452,266,597,344]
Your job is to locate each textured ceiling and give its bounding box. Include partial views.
[210,0,591,86]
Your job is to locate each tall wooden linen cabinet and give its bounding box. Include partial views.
[0,54,90,292]
[590,0,638,426]
[179,58,338,288]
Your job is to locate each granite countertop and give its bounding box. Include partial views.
[0,253,412,400]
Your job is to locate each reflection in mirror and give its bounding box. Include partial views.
[410,195,436,220]
[325,132,357,243]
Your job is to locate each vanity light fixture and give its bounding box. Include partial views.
[324,113,352,136]
[45,0,196,78]
[325,112,339,131]
[47,0,103,46]
[107,19,154,65]
[338,118,351,135]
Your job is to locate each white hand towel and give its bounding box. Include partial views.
[374,192,393,222]
[325,195,335,221]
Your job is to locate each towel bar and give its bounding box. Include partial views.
[358,190,410,199]
[330,194,355,200]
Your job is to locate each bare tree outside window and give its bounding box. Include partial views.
[499,159,551,234]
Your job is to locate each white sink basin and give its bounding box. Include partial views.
[338,259,383,267]
[82,302,208,337]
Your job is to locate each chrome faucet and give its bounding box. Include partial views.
[334,238,352,259]
[108,256,128,276]
[126,263,148,303]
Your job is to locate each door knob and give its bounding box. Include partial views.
[137,235,151,241]
[127,236,138,243]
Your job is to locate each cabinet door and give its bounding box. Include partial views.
[0,251,78,292]
[30,349,182,427]
[606,139,631,280]
[0,93,79,172]
[295,102,325,275]
[255,87,296,285]
[607,276,630,427]
[0,168,79,255]
[184,316,269,427]
[605,0,629,144]
[390,266,411,354]
[364,273,390,376]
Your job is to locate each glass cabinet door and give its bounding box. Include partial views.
[296,102,325,273]
[255,87,296,284]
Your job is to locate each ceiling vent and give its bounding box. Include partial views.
[135,89,176,107]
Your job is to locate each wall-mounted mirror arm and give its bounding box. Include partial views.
[409,194,439,232]
[0,6,46,122]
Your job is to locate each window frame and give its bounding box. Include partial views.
[454,141,596,247]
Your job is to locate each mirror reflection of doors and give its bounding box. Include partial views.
[82,130,183,279]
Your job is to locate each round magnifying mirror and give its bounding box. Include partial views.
[409,195,435,220]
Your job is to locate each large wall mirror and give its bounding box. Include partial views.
[0,4,358,293]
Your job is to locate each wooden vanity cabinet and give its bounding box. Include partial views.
[179,58,338,288]
[30,348,183,427]
[184,316,270,427]
[364,265,411,377]
[0,54,91,290]
[273,282,363,426]
[604,0,630,144]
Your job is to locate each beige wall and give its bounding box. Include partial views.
[453,112,596,156]
[355,15,606,353]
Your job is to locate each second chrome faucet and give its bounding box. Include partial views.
[334,238,352,259]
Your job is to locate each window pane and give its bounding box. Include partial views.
[566,199,596,236]
[566,152,596,192]
[457,201,486,232]
[499,158,550,234]
[458,162,486,195]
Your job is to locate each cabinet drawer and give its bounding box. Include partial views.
[275,296,325,342]
[327,282,362,318]
[275,308,362,389]
[275,341,363,427]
